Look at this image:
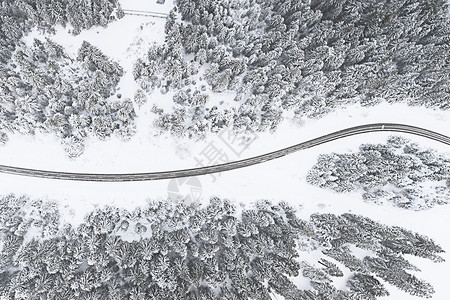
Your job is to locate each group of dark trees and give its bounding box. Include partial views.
[134,0,449,138]
[0,194,444,299]
[1,38,135,157]
[307,136,450,210]
[0,0,122,37]
[2,0,449,153]
[0,0,131,157]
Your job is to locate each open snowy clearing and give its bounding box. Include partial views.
[1,116,449,299]
[0,102,448,173]
[1,129,449,299]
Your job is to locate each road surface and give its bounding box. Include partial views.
[0,123,448,182]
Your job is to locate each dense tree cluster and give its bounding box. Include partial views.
[0,194,444,299]
[307,136,450,210]
[1,39,135,157]
[134,0,449,138]
[0,0,129,157]
[0,0,122,39]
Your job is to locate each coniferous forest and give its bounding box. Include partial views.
[0,0,449,154]
[307,136,450,210]
[135,0,450,139]
[0,195,444,299]
[0,0,132,157]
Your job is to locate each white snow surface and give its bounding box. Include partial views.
[0,1,449,298]
[1,105,448,299]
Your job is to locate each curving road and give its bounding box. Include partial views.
[0,123,448,182]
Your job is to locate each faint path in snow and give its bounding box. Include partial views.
[0,123,448,182]
[122,9,168,18]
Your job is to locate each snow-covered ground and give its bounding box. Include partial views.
[1,106,448,299]
[1,1,449,298]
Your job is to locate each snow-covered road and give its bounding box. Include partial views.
[0,123,448,181]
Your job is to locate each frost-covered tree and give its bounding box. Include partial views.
[0,195,444,299]
[0,0,128,156]
[307,136,450,210]
[133,89,147,107]
[0,38,135,157]
[134,0,450,139]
